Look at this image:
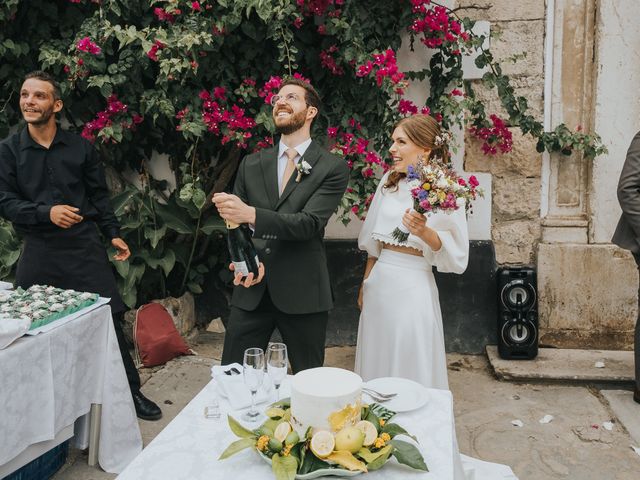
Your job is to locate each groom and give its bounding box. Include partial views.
[612,130,640,405]
[213,78,349,373]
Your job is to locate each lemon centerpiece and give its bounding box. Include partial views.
[219,368,428,479]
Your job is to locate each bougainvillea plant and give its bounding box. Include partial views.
[0,0,606,305]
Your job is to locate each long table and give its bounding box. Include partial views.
[116,377,517,480]
[0,302,142,476]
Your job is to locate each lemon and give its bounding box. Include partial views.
[268,438,283,453]
[354,420,378,447]
[310,430,335,458]
[265,407,286,419]
[256,426,274,438]
[274,421,292,442]
[285,431,300,446]
[334,426,365,454]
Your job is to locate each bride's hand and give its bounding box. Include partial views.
[402,209,428,237]
[357,283,364,310]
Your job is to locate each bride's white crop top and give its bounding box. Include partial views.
[357,172,469,273]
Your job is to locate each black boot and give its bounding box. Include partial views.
[132,391,162,421]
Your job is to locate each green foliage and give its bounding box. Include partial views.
[0,219,20,281]
[0,0,607,305]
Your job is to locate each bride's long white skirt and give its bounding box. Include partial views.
[355,249,449,389]
[355,249,518,480]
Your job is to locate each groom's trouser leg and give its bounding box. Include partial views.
[273,299,328,373]
[221,295,276,365]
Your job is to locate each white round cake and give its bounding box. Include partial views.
[290,367,362,436]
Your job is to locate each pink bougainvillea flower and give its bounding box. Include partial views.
[76,37,101,55]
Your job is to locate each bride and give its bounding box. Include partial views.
[354,113,518,480]
[355,113,467,389]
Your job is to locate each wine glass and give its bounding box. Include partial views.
[242,347,265,422]
[267,343,288,401]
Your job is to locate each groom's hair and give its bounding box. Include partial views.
[280,77,321,120]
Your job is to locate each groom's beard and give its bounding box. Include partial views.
[274,108,307,135]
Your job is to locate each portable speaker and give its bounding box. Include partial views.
[497,267,538,360]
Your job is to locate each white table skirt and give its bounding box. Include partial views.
[0,303,142,474]
[116,378,517,480]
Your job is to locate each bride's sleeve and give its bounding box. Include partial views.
[423,198,469,274]
[357,174,387,258]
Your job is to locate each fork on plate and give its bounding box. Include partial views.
[362,386,397,402]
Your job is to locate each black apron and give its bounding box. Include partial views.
[15,221,126,314]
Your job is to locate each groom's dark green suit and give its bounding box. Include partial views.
[221,140,349,372]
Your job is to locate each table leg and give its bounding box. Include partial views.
[88,403,102,466]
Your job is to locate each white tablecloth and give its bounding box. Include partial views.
[0,304,142,474]
[117,378,516,480]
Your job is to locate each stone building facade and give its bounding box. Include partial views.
[456,0,639,350]
[325,0,640,352]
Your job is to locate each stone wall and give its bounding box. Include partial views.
[459,0,545,265]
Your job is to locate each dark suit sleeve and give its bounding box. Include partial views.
[617,132,640,238]
[0,142,51,225]
[83,143,121,240]
[253,158,349,241]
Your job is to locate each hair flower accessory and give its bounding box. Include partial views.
[295,159,312,182]
[434,131,452,147]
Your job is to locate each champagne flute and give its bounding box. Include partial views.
[267,343,288,401]
[242,347,265,422]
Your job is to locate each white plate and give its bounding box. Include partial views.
[364,377,429,412]
[258,451,361,479]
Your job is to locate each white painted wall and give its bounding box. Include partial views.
[590,0,640,243]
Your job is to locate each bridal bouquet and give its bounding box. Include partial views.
[390,159,483,243]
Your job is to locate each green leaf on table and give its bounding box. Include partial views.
[361,444,393,471]
[369,403,396,422]
[390,439,428,471]
[356,444,392,464]
[364,410,380,432]
[218,437,255,460]
[298,452,331,474]
[227,415,257,439]
[271,453,297,480]
[382,423,418,442]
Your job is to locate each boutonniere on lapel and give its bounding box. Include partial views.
[295,159,312,182]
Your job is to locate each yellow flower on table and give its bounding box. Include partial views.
[256,435,269,451]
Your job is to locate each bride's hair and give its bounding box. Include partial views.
[384,114,450,191]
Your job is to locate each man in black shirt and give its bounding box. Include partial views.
[0,71,162,420]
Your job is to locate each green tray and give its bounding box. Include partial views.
[29,295,99,330]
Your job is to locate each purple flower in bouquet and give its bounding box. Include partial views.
[390,159,484,243]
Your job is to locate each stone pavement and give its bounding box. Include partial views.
[52,332,640,480]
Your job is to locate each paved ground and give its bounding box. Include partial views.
[52,331,640,480]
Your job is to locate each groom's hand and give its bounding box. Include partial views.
[229,262,265,288]
[213,193,256,225]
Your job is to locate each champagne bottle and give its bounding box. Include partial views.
[225,221,260,278]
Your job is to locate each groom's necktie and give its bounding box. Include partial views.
[280,148,298,194]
